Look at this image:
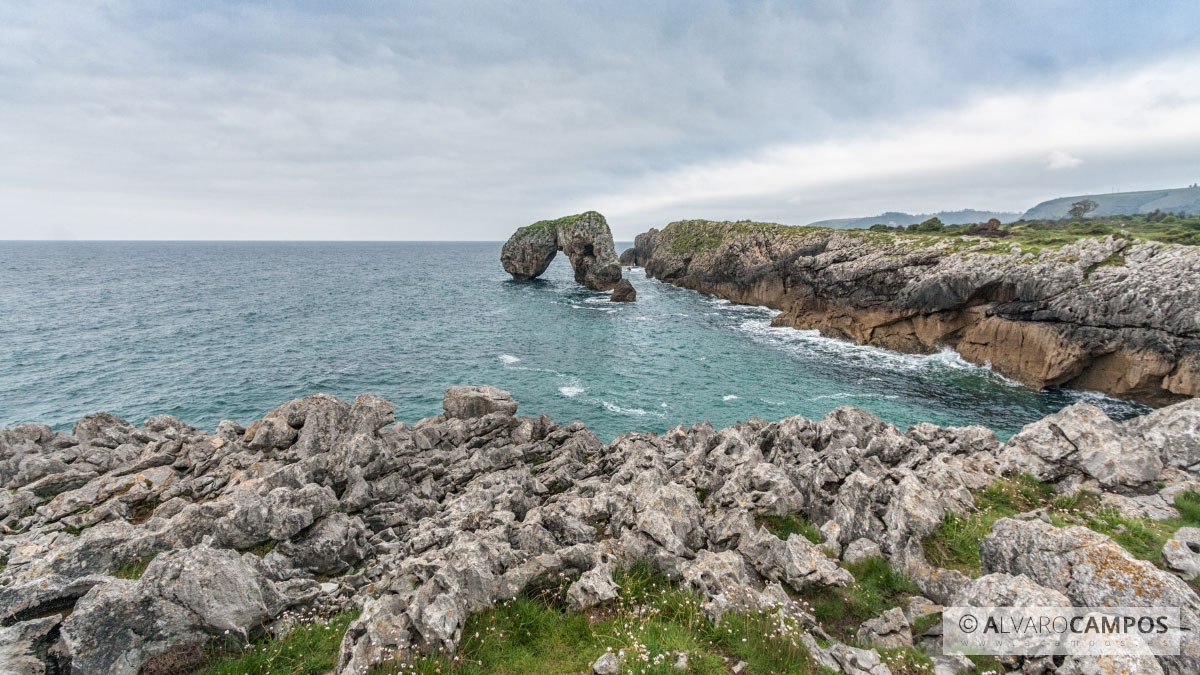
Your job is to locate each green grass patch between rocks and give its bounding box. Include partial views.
[198,611,358,675]
[368,563,825,674]
[796,556,920,643]
[757,512,823,545]
[111,556,154,580]
[923,474,1200,575]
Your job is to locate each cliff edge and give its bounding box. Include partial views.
[620,220,1200,404]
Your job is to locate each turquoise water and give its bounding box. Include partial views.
[0,241,1147,439]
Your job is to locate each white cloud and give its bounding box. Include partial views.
[1046,150,1083,170]
[587,53,1200,227]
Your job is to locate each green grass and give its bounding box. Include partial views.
[876,647,935,675]
[512,212,603,241]
[660,213,1198,260]
[368,563,825,674]
[1173,490,1200,522]
[922,474,1060,575]
[963,654,1006,675]
[796,556,919,642]
[757,513,823,545]
[901,215,1199,250]
[923,474,1200,575]
[662,219,829,254]
[111,556,154,580]
[245,541,277,557]
[197,611,358,675]
[910,612,941,638]
[175,559,936,674]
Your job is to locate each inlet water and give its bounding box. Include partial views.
[0,241,1148,439]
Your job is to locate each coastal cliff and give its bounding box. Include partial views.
[3,389,1200,674]
[620,221,1200,404]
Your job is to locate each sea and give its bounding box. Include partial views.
[0,241,1149,441]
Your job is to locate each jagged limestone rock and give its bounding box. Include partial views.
[2,390,1199,674]
[1163,527,1200,581]
[442,384,518,419]
[501,211,623,291]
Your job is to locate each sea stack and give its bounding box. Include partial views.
[501,211,623,291]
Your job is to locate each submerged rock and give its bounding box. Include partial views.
[501,211,623,291]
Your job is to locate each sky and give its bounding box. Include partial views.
[2,1,1199,240]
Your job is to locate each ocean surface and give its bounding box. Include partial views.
[0,241,1149,441]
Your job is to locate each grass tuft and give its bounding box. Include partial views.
[757,512,823,545]
[198,611,358,675]
[112,556,154,580]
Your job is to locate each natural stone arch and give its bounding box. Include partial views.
[500,211,623,291]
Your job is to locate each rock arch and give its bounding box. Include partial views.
[500,211,623,291]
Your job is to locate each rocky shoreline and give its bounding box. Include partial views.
[3,388,1200,674]
[619,220,1200,405]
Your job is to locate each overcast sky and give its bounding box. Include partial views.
[2,1,1199,240]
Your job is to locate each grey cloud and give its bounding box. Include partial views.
[1,1,1198,239]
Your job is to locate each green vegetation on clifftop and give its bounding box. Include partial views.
[658,213,1199,259]
[514,211,604,240]
[663,219,830,254]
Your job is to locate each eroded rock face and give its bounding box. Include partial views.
[620,221,1200,404]
[501,211,623,291]
[2,391,1199,674]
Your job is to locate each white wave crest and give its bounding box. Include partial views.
[722,394,739,401]
[601,400,664,417]
[559,385,584,398]
[734,318,1019,384]
[498,354,520,364]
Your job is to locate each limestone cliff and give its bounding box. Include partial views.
[620,220,1200,404]
[501,211,623,291]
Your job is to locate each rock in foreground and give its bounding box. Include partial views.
[2,389,1199,674]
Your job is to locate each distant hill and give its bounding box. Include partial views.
[1022,186,1200,220]
[808,209,1020,229]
